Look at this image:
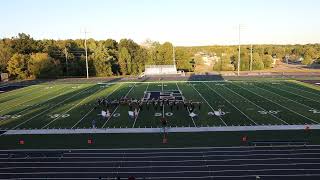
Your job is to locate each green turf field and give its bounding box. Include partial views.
[0,80,319,130]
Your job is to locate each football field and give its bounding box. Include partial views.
[0,80,320,131]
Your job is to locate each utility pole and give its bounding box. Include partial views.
[250,44,253,71]
[64,47,68,76]
[237,24,241,76]
[84,29,89,79]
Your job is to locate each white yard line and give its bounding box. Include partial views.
[10,85,93,130]
[175,83,196,127]
[70,108,95,129]
[42,86,105,129]
[204,82,258,126]
[0,85,67,114]
[222,85,289,125]
[132,83,149,128]
[0,85,41,101]
[0,86,52,113]
[101,83,136,128]
[284,83,320,97]
[71,84,123,129]
[233,82,319,125]
[8,85,68,115]
[190,83,227,126]
[253,84,320,124]
[263,83,319,106]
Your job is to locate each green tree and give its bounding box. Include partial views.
[7,53,29,79]
[156,42,173,65]
[252,53,264,70]
[175,48,193,71]
[28,53,62,78]
[233,52,250,71]
[135,48,148,74]
[0,42,13,72]
[89,50,113,77]
[302,55,313,65]
[262,54,273,68]
[11,33,39,54]
[118,47,131,75]
[214,55,234,71]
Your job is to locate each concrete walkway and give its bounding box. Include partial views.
[3,124,320,135]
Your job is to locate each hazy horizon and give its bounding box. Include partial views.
[1,0,320,46]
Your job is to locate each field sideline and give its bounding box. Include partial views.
[0,80,320,134]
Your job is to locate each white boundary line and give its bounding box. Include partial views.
[41,85,104,129]
[71,84,122,129]
[10,85,93,130]
[4,124,320,135]
[3,162,320,172]
[101,83,136,128]
[2,145,320,151]
[204,82,258,126]
[132,83,149,128]
[190,83,227,126]
[4,152,319,160]
[7,175,320,180]
[175,82,196,127]
[98,80,292,84]
[232,82,319,125]
[3,162,320,170]
[2,169,320,175]
[3,157,320,164]
[222,84,289,125]
[4,158,320,165]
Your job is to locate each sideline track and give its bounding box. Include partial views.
[1,145,320,179]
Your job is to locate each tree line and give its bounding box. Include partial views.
[184,44,320,71]
[1,33,320,79]
[0,33,194,79]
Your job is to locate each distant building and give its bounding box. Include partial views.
[0,73,9,82]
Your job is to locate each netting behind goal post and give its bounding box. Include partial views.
[144,65,177,75]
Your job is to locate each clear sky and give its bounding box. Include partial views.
[1,0,320,46]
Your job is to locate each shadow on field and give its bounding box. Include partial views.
[188,73,225,81]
